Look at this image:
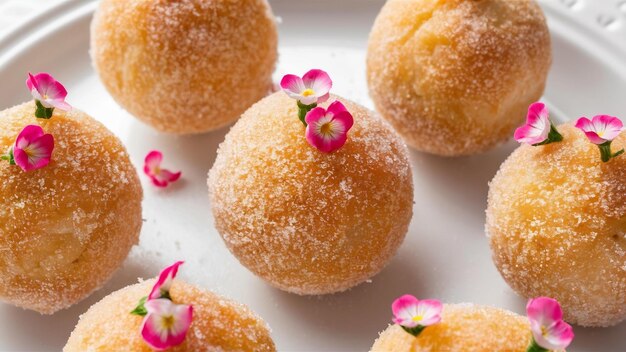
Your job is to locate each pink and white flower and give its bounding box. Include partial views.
[305,101,354,153]
[392,294,443,329]
[12,125,54,172]
[26,72,71,111]
[514,102,562,145]
[526,297,574,351]
[280,69,332,106]
[149,261,184,300]
[575,115,623,145]
[141,298,193,351]
[144,150,182,188]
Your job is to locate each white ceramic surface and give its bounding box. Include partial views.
[0,0,625,351]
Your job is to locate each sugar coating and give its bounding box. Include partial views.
[64,279,275,352]
[366,0,551,156]
[208,93,414,295]
[90,0,278,134]
[0,101,143,314]
[487,123,626,327]
[371,303,531,352]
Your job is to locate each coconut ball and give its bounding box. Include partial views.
[0,102,142,314]
[487,123,626,327]
[91,0,278,134]
[366,0,551,156]
[371,304,531,352]
[208,92,414,295]
[64,279,275,351]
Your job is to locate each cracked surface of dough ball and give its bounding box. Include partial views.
[208,93,414,295]
[0,102,142,314]
[487,123,626,327]
[64,279,275,351]
[367,0,551,156]
[91,0,278,134]
[371,304,531,352]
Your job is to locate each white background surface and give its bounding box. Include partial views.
[0,0,625,351]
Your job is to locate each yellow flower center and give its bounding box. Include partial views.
[23,145,37,157]
[302,88,315,97]
[412,315,423,322]
[320,123,333,135]
[541,325,548,337]
[162,315,175,329]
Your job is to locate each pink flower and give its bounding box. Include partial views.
[392,294,443,329]
[514,102,562,145]
[141,298,193,351]
[575,115,623,145]
[144,150,182,188]
[527,297,574,351]
[12,125,54,172]
[149,261,184,300]
[280,69,332,106]
[305,101,354,153]
[26,73,71,111]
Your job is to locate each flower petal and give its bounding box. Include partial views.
[575,116,620,144]
[13,126,54,172]
[149,261,184,300]
[280,74,305,96]
[304,107,328,126]
[26,73,70,110]
[331,110,354,133]
[144,150,163,172]
[544,320,575,350]
[594,115,623,141]
[392,295,420,327]
[526,297,563,327]
[514,124,547,145]
[303,69,332,96]
[526,102,548,126]
[141,299,193,350]
[415,299,443,326]
[15,125,44,148]
[326,101,348,115]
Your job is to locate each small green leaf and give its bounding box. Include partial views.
[2,148,16,165]
[526,338,549,352]
[296,101,317,127]
[401,325,426,337]
[34,100,54,119]
[130,296,148,316]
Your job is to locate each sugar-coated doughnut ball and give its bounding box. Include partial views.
[64,279,276,352]
[371,304,531,352]
[367,0,551,156]
[487,123,626,327]
[0,102,142,314]
[91,0,278,134]
[208,93,413,295]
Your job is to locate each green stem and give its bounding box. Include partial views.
[526,338,549,352]
[598,141,624,163]
[401,325,426,337]
[1,148,15,165]
[35,100,54,119]
[533,124,563,146]
[297,101,317,127]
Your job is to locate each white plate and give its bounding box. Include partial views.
[0,0,625,351]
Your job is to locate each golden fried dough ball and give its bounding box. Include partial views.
[487,123,626,326]
[367,0,551,156]
[91,0,278,134]
[371,304,531,352]
[64,279,275,351]
[208,92,414,294]
[0,101,142,314]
